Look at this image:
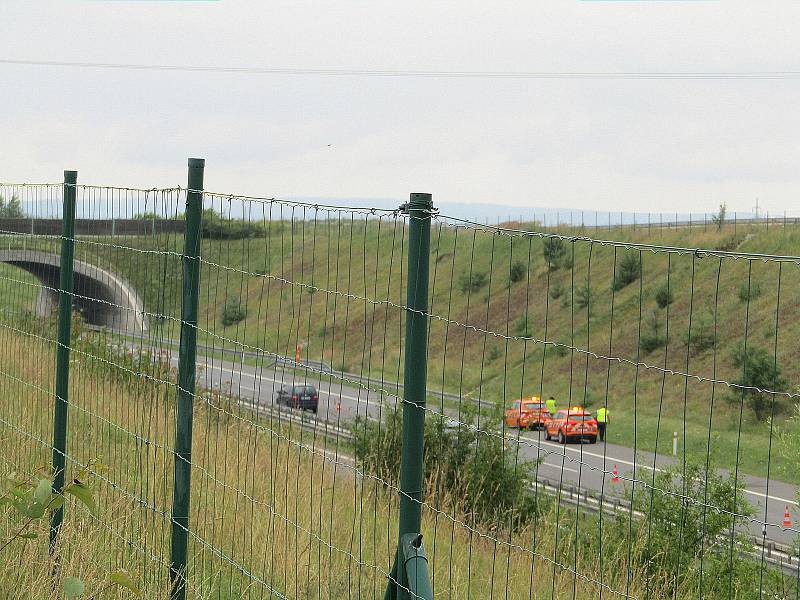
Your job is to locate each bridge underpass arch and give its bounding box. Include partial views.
[0,250,146,332]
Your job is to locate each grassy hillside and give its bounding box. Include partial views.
[0,326,718,600]
[3,218,800,483]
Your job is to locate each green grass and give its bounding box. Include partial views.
[3,219,800,485]
[1,326,689,599]
[0,262,39,315]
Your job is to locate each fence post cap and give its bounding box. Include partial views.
[187,158,205,168]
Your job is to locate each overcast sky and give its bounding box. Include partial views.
[1,1,799,214]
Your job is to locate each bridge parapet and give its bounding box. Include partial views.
[0,249,146,331]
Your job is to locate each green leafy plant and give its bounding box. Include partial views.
[622,461,753,597]
[221,299,247,326]
[639,311,666,354]
[711,201,727,231]
[737,281,762,303]
[612,251,641,291]
[685,314,717,356]
[549,282,564,300]
[575,284,592,312]
[353,408,546,530]
[201,208,265,240]
[654,283,673,309]
[458,270,489,293]
[0,463,141,598]
[542,238,566,270]
[514,313,531,338]
[727,344,788,421]
[509,261,527,284]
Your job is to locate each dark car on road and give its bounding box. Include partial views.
[276,384,319,413]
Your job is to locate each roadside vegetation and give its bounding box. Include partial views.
[1,218,799,485]
[1,322,793,599]
[352,397,793,598]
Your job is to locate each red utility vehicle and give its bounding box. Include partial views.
[504,396,551,430]
[544,406,598,444]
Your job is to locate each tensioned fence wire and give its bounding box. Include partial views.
[0,181,799,599]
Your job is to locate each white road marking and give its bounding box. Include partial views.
[197,361,385,410]
[520,434,799,507]
[187,357,799,509]
[538,462,580,475]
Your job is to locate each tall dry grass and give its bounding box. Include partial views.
[0,326,693,599]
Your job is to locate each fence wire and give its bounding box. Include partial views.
[0,180,799,599]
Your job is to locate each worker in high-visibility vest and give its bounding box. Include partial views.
[546,396,556,416]
[596,406,609,442]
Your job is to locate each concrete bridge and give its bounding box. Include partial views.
[0,250,146,331]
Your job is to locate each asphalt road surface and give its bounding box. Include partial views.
[168,348,799,551]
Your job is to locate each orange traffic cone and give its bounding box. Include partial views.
[783,505,792,528]
[612,464,620,484]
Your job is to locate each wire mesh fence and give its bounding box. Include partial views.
[0,168,799,599]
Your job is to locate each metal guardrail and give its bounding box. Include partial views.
[211,373,799,578]
[92,325,488,407]
[535,474,799,575]
[97,325,800,575]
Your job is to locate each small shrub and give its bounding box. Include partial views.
[575,284,592,312]
[612,252,641,291]
[727,344,788,421]
[654,283,673,309]
[686,314,717,356]
[202,208,265,240]
[737,281,762,303]
[714,233,745,252]
[542,238,566,270]
[509,261,527,283]
[487,345,502,361]
[625,461,753,597]
[458,270,489,293]
[353,409,546,531]
[549,282,564,300]
[561,254,574,270]
[711,201,727,231]
[514,313,531,338]
[639,311,666,354]
[221,300,247,326]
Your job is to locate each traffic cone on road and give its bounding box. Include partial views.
[612,464,620,484]
[783,505,792,528]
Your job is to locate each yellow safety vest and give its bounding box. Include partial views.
[597,407,609,423]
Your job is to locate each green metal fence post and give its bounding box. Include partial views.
[169,158,205,600]
[49,170,77,552]
[386,193,434,600]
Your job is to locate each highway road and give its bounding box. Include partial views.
[161,346,799,554]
